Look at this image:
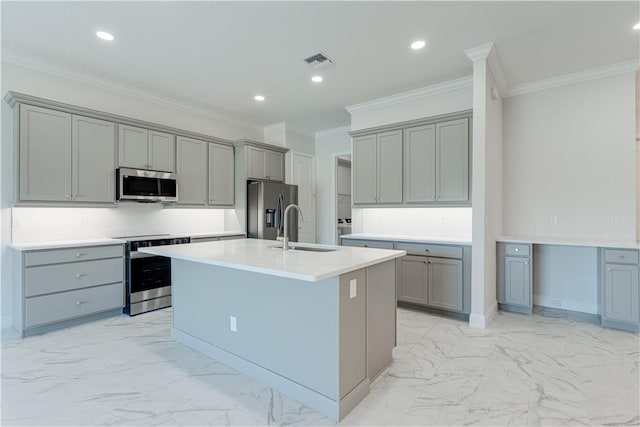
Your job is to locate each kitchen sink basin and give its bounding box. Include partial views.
[269,245,338,253]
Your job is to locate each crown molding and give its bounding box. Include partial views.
[464,42,508,97]
[2,50,262,133]
[315,125,351,139]
[263,122,287,133]
[344,75,473,115]
[506,59,640,97]
[464,42,494,62]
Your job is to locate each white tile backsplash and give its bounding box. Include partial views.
[355,207,472,239]
[11,205,229,243]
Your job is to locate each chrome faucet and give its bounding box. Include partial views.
[282,204,304,251]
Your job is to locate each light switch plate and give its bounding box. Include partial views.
[349,279,357,298]
[230,315,237,332]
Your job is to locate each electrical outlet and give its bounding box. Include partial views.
[79,216,88,226]
[350,279,357,298]
[229,316,237,332]
[550,215,558,225]
[611,216,619,225]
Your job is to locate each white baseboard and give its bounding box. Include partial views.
[533,295,597,315]
[468,302,497,329]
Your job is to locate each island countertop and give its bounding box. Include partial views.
[138,238,406,282]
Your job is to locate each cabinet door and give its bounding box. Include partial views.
[397,255,428,304]
[404,125,436,203]
[266,151,284,181]
[604,264,639,323]
[208,143,234,206]
[377,131,403,204]
[19,105,72,201]
[148,130,175,172]
[428,258,463,312]
[247,146,266,179]
[504,256,531,307]
[353,135,377,204]
[118,125,149,169]
[176,137,207,205]
[71,115,116,203]
[436,119,469,202]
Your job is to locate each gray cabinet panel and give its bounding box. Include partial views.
[366,260,396,381]
[19,105,72,201]
[604,250,639,265]
[505,243,530,257]
[404,125,436,203]
[341,239,394,249]
[177,136,208,205]
[25,258,123,297]
[395,242,463,259]
[428,257,463,312]
[377,131,403,204]
[604,263,639,323]
[339,268,366,398]
[118,124,148,169]
[72,115,116,203]
[25,282,123,328]
[208,143,234,205]
[353,135,377,204]
[436,119,469,202]
[148,130,175,172]
[266,151,284,181]
[24,245,123,266]
[504,256,531,307]
[397,255,428,304]
[247,146,266,179]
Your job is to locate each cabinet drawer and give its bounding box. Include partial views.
[25,283,123,328]
[395,242,463,259]
[604,249,639,265]
[24,245,123,266]
[504,244,530,257]
[25,258,123,297]
[342,239,394,249]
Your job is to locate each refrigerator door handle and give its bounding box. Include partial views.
[275,193,285,239]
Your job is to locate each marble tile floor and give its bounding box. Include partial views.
[2,307,639,427]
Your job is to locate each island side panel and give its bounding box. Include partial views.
[171,259,339,400]
[366,260,396,381]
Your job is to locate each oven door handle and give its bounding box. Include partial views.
[130,252,162,259]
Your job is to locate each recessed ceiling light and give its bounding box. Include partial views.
[254,95,265,102]
[311,75,323,83]
[634,22,640,30]
[410,40,426,50]
[96,31,114,41]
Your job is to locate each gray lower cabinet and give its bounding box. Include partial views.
[600,248,639,332]
[177,136,208,205]
[397,255,428,305]
[13,244,125,337]
[427,257,463,312]
[340,239,394,249]
[497,242,533,314]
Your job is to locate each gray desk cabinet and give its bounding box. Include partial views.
[13,244,125,337]
[19,104,72,202]
[208,143,235,206]
[497,243,533,314]
[353,131,402,205]
[600,249,639,332]
[118,125,175,172]
[177,136,208,205]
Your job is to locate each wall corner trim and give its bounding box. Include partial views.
[344,76,473,115]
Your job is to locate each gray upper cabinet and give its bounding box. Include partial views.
[436,119,469,202]
[118,125,175,172]
[19,105,72,202]
[247,146,284,181]
[404,124,436,203]
[353,131,402,205]
[208,143,234,206]
[72,115,116,203]
[176,136,207,205]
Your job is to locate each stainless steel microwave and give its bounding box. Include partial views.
[116,168,178,202]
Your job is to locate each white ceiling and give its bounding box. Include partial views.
[2,1,638,137]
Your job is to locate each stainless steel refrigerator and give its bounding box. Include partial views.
[247,181,298,241]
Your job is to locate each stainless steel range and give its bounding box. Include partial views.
[114,234,190,315]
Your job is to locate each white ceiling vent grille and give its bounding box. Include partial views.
[304,52,334,69]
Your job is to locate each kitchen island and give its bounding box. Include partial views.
[139,238,406,421]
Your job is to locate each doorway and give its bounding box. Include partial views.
[335,155,352,244]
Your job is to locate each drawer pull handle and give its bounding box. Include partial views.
[76,273,87,279]
[515,248,519,252]
[607,267,612,272]
[76,252,85,258]
[76,300,87,306]
[364,245,368,248]
[425,249,429,252]
[524,262,529,265]
[428,261,432,264]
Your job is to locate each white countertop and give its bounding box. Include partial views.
[188,231,246,238]
[340,233,472,246]
[139,238,406,282]
[10,238,126,251]
[498,236,640,249]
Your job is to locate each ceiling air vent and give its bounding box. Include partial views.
[304,52,334,69]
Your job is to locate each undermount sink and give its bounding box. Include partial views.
[269,244,338,253]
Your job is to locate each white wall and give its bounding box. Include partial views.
[503,73,637,242]
[314,126,351,244]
